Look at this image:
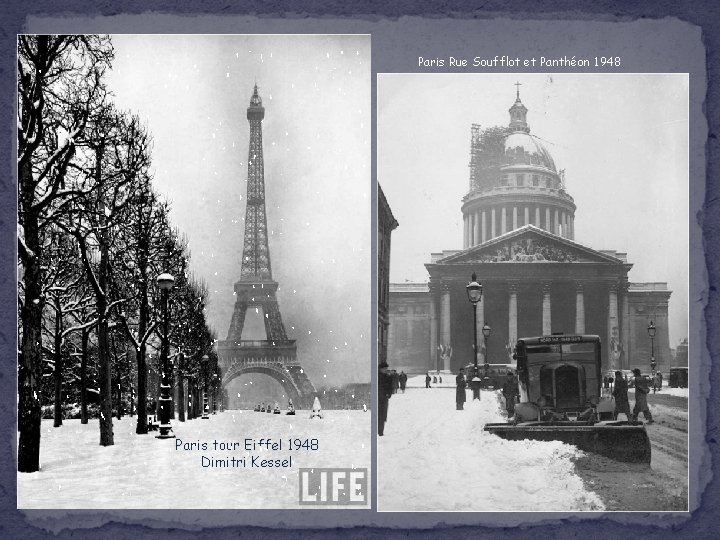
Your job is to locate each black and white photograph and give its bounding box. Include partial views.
[377,74,689,511]
[17,34,371,509]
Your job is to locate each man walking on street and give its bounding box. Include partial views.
[632,368,654,423]
[455,368,467,410]
[612,370,632,421]
[502,371,519,417]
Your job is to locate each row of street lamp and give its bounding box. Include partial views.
[155,273,219,440]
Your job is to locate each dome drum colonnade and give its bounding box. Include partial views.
[462,90,576,248]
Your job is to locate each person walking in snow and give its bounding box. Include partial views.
[455,368,467,410]
[632,368,654,423]
[612,370,631,420]
[425,372,431,388]
[502,371,519,416]
[392,370,400,394]
[378,362,394,436]
[399,371,407,393]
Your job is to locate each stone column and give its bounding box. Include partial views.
[508,282,518,347]
[512,206,518,230]
[607,283,619,371]
[481,210,487,243]
[477,290,485,366]
[558,212,564,237]
[441,282,452,371]
[575,281,585,334]
[542,282,552,335]
[463,215,468,249]
[491,207,497,239]
[524,206,530,227]
[554,209,560,235]
[545,207,551,233]
[535,206,540,228]
[429,282,439,371]
[474,211,480,248]
[501,207,507,235]
[620,281,629,371]
[470,213,476,246]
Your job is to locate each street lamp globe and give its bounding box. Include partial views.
[156,273,175,290]
[647,321,656,338]
[482,323,492,339]
[466,272,483,304]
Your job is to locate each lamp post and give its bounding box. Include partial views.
[187,374,195,420]
[156,273,175,439]
[648,321,657,394]
[212,373,218,414]
[201,354,210,419]
[466,272,483,399]
[482,323,492,382]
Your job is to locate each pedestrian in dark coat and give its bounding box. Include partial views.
[612,370,631,420]
[456,368,467,410]
[399,371,407,392]
[632,368,654,423]
[425,372,431,388]
[378,362,394,436]
[501,371,519,416]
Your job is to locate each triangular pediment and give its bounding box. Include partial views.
[437,225,625,265]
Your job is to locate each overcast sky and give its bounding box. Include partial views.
[107,35,370,386]
[379,73,689,346]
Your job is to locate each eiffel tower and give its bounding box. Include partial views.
[217,85,316,408]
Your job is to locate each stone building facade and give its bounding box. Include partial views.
[388,91,672,375]
[378,184,398,367]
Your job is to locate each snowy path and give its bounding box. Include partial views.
[378,388,605,512]
[18,410,370,509]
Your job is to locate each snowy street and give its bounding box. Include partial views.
[378,383,604,512]
[18,409,370,509]
[378,380,688,512]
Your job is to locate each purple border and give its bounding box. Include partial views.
[1,1,718,538]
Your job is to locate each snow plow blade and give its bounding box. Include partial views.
[483,421,651,464]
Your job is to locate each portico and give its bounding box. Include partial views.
[427,225,633,373]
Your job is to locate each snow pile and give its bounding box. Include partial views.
[659,387,689,398]
[378,388,605,512]
[18,410,370,509]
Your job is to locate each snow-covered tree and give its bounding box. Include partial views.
[68,109,153,447]
[17,35,113,472]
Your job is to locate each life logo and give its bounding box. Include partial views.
[298,468,368,505]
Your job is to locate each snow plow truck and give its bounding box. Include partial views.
[483,334,651,464]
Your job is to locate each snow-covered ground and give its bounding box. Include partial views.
[378,387,605,512]
[18,409,370,509]
[657,387,689,398]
